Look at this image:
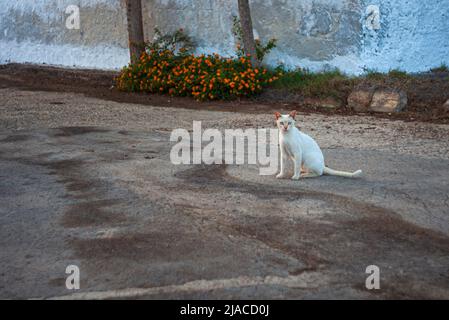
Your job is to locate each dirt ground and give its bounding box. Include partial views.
[1,65,449,299]
[1,63,448,123]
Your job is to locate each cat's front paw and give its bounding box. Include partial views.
[276,172,288,179]
[291,174,301,180]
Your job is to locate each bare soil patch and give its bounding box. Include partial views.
[1,63,448,123]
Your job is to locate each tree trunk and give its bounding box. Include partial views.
[237,0,259,67]
[125,0,145,64]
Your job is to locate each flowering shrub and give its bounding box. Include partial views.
[116,49,279,101]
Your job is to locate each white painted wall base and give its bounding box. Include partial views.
[0,40,129,70]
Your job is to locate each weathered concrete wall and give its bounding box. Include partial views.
[142,0,364,72]
[0,0,129,69]
[359,0,449,73]
[1,0,448,74]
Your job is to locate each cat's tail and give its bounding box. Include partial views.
[323,167,363,178]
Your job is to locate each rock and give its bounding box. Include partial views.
[347,86,376,112]
[305,97,340,109]
[319,103,338,109]
[369,88,407,113]
[319,97,341,109]
[348,86,408,113]
[443,100,449,112]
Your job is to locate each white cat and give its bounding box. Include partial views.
[275,110,362,179]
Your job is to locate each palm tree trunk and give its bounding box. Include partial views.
[237,0,259,67]
[125,0,145,64]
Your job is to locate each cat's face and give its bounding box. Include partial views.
[275,111,297,132]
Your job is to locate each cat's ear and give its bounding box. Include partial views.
[289,110,297,119]
[274,112,281,120]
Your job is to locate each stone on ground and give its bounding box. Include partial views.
[347,86,376,112]
[369,88,408,113]
[348,86,407,113]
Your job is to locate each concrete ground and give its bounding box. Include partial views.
[1,88,449,299]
